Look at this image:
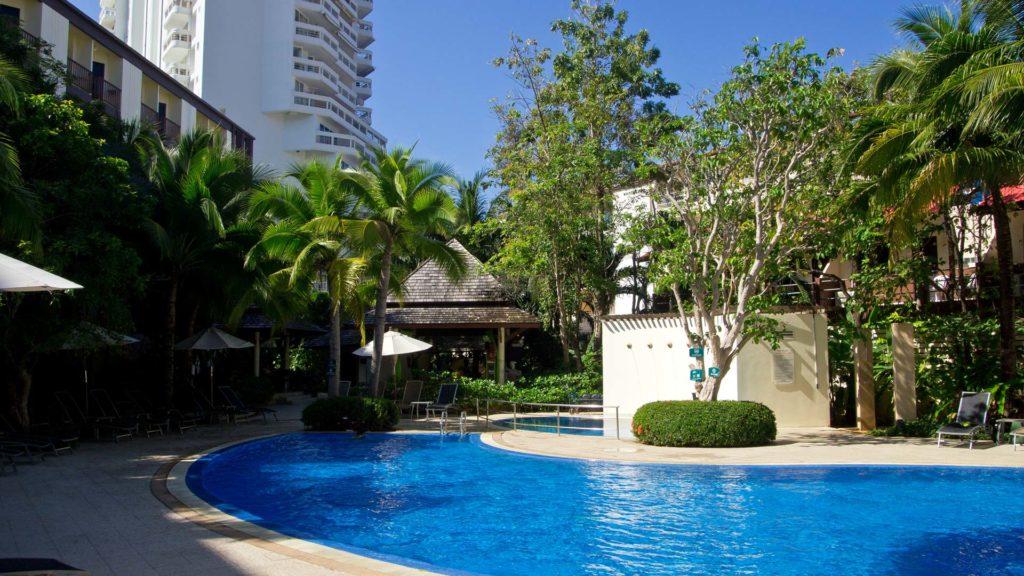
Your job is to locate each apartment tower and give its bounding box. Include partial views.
[100,0,384,171]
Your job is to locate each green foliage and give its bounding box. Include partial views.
[635,38,858,399]
[302,396,399,432]
[632,401,777,448]
[412,369,600,410]
[489,1,678,368]
[868,418,940,438]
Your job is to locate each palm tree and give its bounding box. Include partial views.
[344,146,467,397]
[851,0,1024,384]
[454,170,489,233]
[143,128,265,406]
[0,55,37,241]
[245,160,366,397]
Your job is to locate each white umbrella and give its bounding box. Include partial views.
[0,252,82,292]
[174,326,254,351]
[175,327,254,405]
[61,322,139,415]
[352,330,432,357]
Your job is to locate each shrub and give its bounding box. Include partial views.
[632,401,776,448]
[868,419,941,438]
[302,397,399,432]
[411,369,602,412]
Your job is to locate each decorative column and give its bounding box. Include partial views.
[891,322,917,422]
[497,327,506,386]
[854,336,876,430]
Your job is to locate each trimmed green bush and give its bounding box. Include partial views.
[632,401,776,448]
[302,397,399,432]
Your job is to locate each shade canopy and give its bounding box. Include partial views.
[61,322,139,350]
[0,252,83,292]
[353,330,432,357]
[174,326,254,351]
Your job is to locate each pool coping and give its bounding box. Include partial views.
[152,433,444,576]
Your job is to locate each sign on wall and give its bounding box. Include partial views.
[690,369,704,381]
[688,347,704,358]
[708,367,721,378]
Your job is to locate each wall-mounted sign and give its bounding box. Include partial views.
[688,347,704,358]
[708,367,721,378]
[690,369,705,381]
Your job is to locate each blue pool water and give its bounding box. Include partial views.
[188,433,1024,576]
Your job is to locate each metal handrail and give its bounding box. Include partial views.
[476,399,620,440]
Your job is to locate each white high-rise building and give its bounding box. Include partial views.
[100,0,385,171]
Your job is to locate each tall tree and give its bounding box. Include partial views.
[851,0,1024,385]
[142,129,264,406]
[245,160,365,397]
[490,0,678,368]
[347,146,466,397]
[639,40,855,401]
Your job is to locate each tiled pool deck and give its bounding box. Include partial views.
[2,395,1022,575]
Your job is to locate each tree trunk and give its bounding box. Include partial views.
[552,255,572,368]
[370,237,393,398]
[329,307,341,397]
[9,365,31,430]
[161,278,178,409]
[988,183,1018,384]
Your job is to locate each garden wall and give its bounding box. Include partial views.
[601,312,829,427]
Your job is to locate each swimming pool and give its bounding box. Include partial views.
[187,433,1024,576]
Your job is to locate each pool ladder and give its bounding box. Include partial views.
[440,411,467,436]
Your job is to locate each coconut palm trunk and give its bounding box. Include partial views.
[988,182,1018,383]
[369,235,393,397]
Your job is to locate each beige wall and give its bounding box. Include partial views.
[602,312,830,427]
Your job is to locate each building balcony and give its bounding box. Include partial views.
[356,0,372,18]
[100,8,116,28]
[356,50,373,75]
[168,66,191,85]
[312,132,364,157]
[356,20,373,48]
[163,0,193,30]
[141,103,181,145]
[354,78,370,98]
[355,105,371,124]
[298,0,343,34]
[292,91,375,142]
[67,58,121,119]
[162,30,192,63]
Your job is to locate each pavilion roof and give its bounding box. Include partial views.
[368,239,541,330]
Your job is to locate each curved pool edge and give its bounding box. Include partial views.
[152,433,443,576]
[483,427,1024,468]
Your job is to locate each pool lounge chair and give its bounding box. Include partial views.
[425,383,459,420]
[90,389,164,437]
[54,391,133,442]
[936,391,991,449]
[219,386,276,423]
[399,380,423,414]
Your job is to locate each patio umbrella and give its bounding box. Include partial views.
[0,252,82,292]
[353,331,432,397]
[175,327,254,403]
[352,330,432,357]
[61,322,139,415]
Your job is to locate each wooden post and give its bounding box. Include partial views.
[892,322,917,422]
[497,327,506,386]
[254,332,261,377]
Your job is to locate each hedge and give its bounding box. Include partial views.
[632,401,776,448]
[410,370,601,411]
[302,397,399,432]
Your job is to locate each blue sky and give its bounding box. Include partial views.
[69,0,910,179]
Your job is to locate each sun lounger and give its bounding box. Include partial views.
[936,391,991,449]
[219,386,276,424]
[0,416,75,455]
[425,383,459,420]
[399,380,423,414]
[54,391,133,442]
[91,389,164,437]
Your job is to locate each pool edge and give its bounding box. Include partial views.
[152,433,444,576]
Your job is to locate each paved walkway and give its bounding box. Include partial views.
[1,399,1022,575]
